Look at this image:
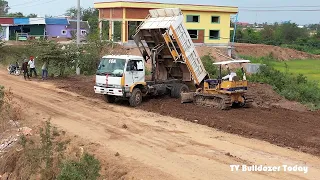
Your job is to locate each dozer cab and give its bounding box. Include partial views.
[181,60,253,110]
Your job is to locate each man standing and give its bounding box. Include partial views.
[28,56,37,77]
[42,61,48,80]
[22,59,30,80]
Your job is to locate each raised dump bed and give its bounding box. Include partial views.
[133,8,208,86]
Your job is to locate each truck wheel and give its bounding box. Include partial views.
[104,95,115,103]
[129,88,142,107]
[171,84,189,98]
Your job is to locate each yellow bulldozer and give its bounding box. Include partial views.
[181,60,253,110]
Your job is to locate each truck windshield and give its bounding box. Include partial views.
[96,58,126,76]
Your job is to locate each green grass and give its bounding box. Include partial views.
[271,59,320,85]
[240,55,320,86]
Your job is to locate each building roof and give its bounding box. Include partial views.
[0,17,13,24]
[67,20,90,30]
[45,18,69,25]
[94,1,238,13]
[29,18,46,25]
[13,18,29,25]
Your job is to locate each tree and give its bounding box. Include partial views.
[280,22,308,43]
[27,13,37,18]
[82,8,99,32]
[6,12,24,17]
[0,0,8,16]
[314,29,320,39]
[65,7,84,19]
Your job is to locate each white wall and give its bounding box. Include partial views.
[0,25,9,41]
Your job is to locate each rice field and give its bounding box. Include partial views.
[271,59,320,84]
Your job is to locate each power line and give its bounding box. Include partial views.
[240,9,320,12]
[9,0,44,7]
[239,5,320,8]
[9,0,61,9]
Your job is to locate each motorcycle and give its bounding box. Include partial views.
[7,63,21,76]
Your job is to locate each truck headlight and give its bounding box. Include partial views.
[114,85,122,89]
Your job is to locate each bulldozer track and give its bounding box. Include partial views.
[194,93,232,110]
[243,93,254,108]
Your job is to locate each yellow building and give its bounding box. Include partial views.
[94,1,238,45]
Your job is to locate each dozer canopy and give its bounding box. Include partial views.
[213,60,250,65]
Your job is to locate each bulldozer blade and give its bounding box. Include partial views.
[181,92,195,104]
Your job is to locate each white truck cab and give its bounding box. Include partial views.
[94,55,146,104]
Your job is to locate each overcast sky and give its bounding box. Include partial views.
[7,0,320,25]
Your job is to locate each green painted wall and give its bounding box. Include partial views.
[29,25,45,36]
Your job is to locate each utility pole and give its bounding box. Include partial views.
[76,0,81,75]
[230,13,239,57]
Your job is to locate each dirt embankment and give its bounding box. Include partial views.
[234,43,320,60]
[52,75,320,157]
[102,43,320,62]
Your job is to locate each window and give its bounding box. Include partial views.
[187,30,198,39]
[97,58,126,76]
[61,30,67,35]
[209,30,220,39]
[211,16,220,23]
[186,15,199,23]
[127,60,143,71]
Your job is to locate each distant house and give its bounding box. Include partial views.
[10,18,46,40]
[45,18,69,38]
[0,18,13,41]
[237,22,250,27]
[67,20,90,39]
[0,17,90,41]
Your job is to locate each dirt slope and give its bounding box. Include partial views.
[234,43,320,60]
[1,70,320,180]
[103,43,320,63]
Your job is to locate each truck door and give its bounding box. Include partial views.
[126,60,145,84]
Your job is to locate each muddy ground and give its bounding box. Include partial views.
[51,75,320,157]
[2,69,320,179]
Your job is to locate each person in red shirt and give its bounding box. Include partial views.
[22,58,30,80]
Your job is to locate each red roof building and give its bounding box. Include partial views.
[0,17,14,24]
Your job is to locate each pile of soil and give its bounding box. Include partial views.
[234,43,320,60]
[101,43,320,62]
[52,75,320,156]
[247,83,308,112]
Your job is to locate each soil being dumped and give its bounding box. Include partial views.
[52,75,320,156]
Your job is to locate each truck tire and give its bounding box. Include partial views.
[104,94,115,103]
[129,88,142,107]
[171,84,189,98]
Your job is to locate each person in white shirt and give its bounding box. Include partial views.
[28,56,37,77]
[222,72,237,81]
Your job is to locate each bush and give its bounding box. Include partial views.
[249,65,320,109]
[201,55,218,78]
[58,153,101,180]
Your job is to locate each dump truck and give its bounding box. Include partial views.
[94,8,252,109]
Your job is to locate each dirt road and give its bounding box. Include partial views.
[1,70,320,180]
